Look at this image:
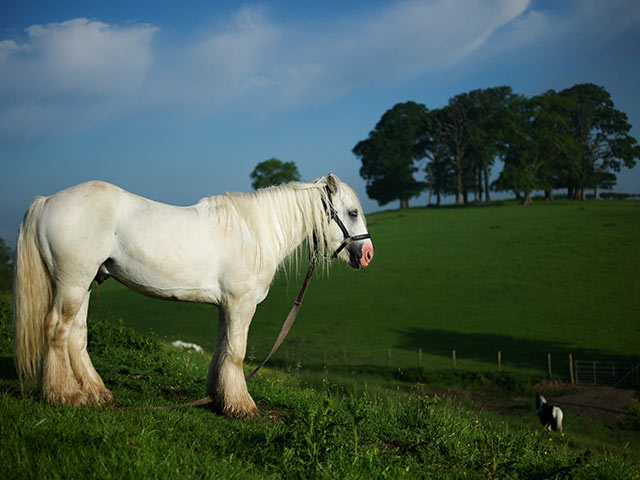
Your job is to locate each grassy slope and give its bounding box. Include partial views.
[88,200,640,377]
[1,297,638,479]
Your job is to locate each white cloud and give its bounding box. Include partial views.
[144,6,281,111]
[159,0,531,112]
[0,1,544,139]
[0,18,157,138]
[337,0,529,74]
[5,0,640,140]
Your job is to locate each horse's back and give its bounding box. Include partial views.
[35,181,224,299]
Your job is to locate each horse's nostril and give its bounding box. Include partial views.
[360,244,374,268]
[362,245,373,265]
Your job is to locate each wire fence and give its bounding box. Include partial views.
[272,344,640,388]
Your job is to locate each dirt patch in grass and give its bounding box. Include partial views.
[535,380,639,424]
[412,380,639,426]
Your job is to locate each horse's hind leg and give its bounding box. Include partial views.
[41,286,87,405]
[206,298,258,418]
[68,290,114,405]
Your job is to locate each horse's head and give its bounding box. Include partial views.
[323,174,374,269]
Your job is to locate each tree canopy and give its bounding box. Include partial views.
[250,158,301,190]
[353,101,428,208]
[559,83,640,199]
[354,83,638,206]
[495,90,581,205]
[423,87,515,205]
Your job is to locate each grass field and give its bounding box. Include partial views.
[88,200,640,379]
[2,200,639,478]
[1,295,638,479]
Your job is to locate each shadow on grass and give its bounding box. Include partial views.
[0,355,16,380]
[393,327,640,372]
[0,354,23,398]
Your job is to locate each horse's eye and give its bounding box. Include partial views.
[348,209,358,218]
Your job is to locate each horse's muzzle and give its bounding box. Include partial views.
[359,241,374,269]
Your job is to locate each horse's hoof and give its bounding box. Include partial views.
[214,397,259,419]
[98,389,115,405]
[44,389,85,407]
[222,405,259,419]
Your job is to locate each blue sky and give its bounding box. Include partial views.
[2,0,640,245]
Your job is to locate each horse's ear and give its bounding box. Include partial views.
[326,173,339,194]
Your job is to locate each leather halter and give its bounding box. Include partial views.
[325,187,372,259]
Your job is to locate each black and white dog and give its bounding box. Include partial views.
[536,393,564,433]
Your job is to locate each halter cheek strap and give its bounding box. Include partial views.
[325,188,371,259]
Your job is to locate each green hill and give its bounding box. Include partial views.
[89,200,640,377]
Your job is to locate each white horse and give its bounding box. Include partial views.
[13,174,373,418]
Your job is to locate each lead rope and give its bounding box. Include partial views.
[244,252,317,381]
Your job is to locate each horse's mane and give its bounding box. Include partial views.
[214,178,335,271]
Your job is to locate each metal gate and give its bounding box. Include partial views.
[574,361,639,387]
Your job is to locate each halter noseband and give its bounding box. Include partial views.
[324,187,371,259]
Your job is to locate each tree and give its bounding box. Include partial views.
[467,86,515,202]
[495,91,580,205]
[494,94,539,205]
[531,91,582,201]
[424,140,452,206]
[353,101,428,208]
[559,83,640,199]
[0,237,12,294]
[250,158,301,190]
[417,110,453,206]
[429,93,477,205]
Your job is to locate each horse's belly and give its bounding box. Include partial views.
[103,257,221,304]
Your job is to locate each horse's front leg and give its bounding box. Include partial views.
[206,298,258,418]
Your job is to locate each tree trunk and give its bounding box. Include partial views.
[427,165,433,206]
[483,162,491,202]
[546,188,554,202]
[437,191,441,206]
[456,167,464,205]
[593,187,598,200]
[400,198,409,209]
[568,186,581,200]
[580,188,586,201]
[523,191,533,206]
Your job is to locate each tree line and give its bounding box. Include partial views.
[353,83,640,207]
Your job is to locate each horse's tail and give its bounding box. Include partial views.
[553,406,564,433]
[13,196,52,390]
